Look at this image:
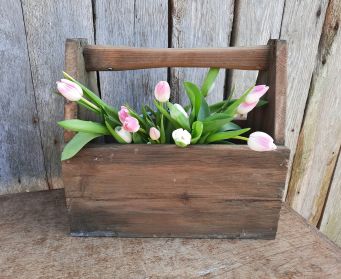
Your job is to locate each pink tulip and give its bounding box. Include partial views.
[149,127,160,140]
[122,116,140,133]
[245,85,269,104]
[237,101,258,115]
[154,81,170,102]
[118,106,130,123]
[56,79,83,101]
[248,132,277,151]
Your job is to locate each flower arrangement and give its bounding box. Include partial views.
[56,69,276,160]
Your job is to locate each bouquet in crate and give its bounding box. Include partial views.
[56,69,276,160]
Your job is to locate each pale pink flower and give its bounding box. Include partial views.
[237,101,258,115]
[245,85,269,104]
[56,79,83,101]
[118,106,130,123]
[248,132,277,151]
[149,127,161,140]
[154,81,170,102]
[122,116,140,133]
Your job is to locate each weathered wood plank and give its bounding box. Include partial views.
[64,38,100,142]
[287,0,341,225]
[62,144,289,238]
[84,46,271,71]
[0,0,48,194]
[21,0,95,188]
[1,190,341,278]
[247,40,287,145]
[170,0,234,104]
[320,149,341,246]
[227,0,285,97]
[281,0,329,198]
[95,0,168,113]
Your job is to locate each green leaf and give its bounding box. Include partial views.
[183,82,209,121]
[206,128,250,143]
[61,132,101,161]
[202,115,234,134]
[132,132,144,143]
[184,82,196,122]
[223,86,254,116]
[219,122,241,131]
[104,117,127,143]
[58,119,110,135]
[167,102,190,130]
[159,114,166,144]
[201,68,220,97]
[191,121,203,144]
[154,100,180,128]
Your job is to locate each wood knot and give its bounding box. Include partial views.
[179,192,190,201]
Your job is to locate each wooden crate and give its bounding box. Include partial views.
[62,38,289,238]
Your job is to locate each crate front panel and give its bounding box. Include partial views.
[62,144,289,238]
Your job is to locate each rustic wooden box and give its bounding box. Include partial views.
[62,38,289,239]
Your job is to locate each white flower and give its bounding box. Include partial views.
[115,126,132,143]
[247,132,277,151]
[173,104,189,118]
[172,128,191,147]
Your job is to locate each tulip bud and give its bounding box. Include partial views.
[245,85,269,104]
[149,127,160,140]
[56,79,83,101]
[118,106,130,123]
[115,126,132,143]
[154,81,170,102]
[122,116,140,133]
[247,132,277,151]
[172,128,191,147]
[237,101,258,115]
[173,103,189,118]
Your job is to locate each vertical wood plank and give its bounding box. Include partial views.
[21,0,95,188]
[64,38,100,142]
[95,0,168,112]
[280,0,329,198]
[170,0,234,104]
[320,149,341,246]
[247,40,287,145]
[287,0,341,224]
[0,0,48,193]
[228,0,285,97]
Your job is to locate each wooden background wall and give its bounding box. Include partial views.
[0,0,340,245]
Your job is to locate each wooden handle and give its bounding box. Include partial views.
[83,46,270,71]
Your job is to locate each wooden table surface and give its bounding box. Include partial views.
[0,190,340,279]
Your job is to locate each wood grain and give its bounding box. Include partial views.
[21,0,95,189]
[63,144,289,238]
[95,0,168,112]
[84,46,270,71]
[280,0,329,198]
[170,0,234,104]
[64,38,100,142]
[247,40,287,145]
[227,0,285,97]
[320,149,341,246]
[0,0,48,193]
[287,0,341,225]
[1,190,341,278]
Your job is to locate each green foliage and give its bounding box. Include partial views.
[61,132,101,161]
[58,69,263,160]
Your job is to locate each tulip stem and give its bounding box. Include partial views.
[80,97,101,113]
[234,136,248,141]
